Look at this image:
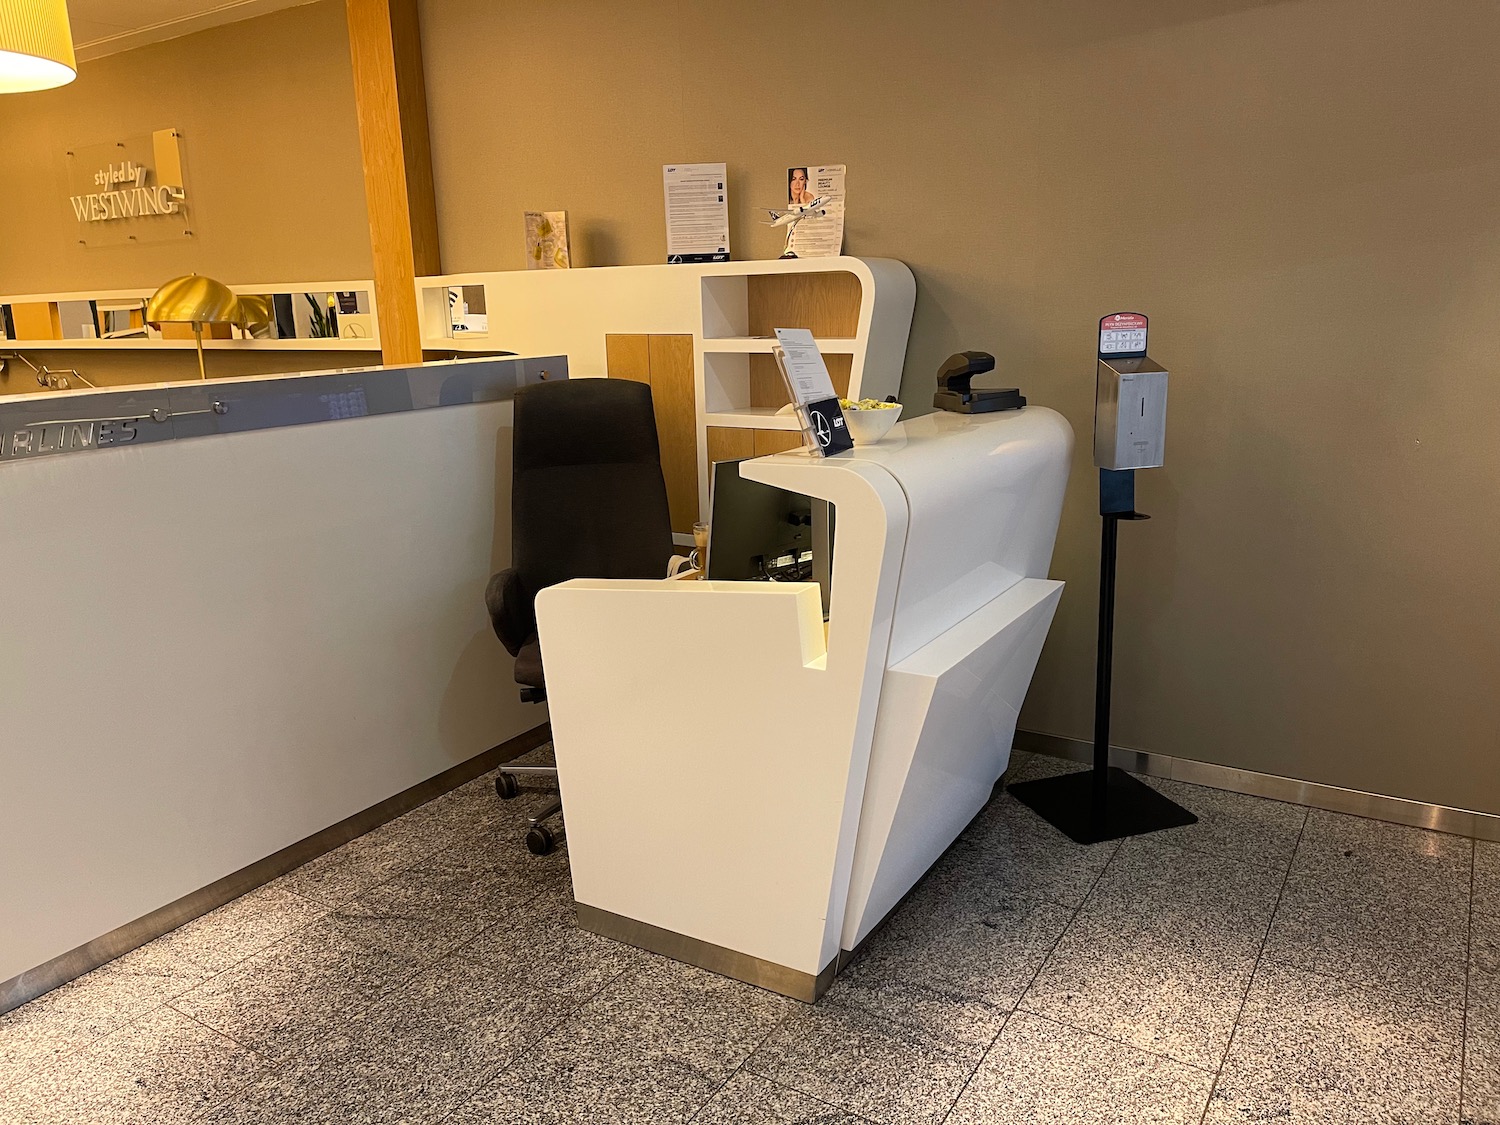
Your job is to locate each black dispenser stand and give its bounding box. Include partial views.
[1008,468,1197,845]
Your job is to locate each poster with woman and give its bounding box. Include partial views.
[785,165,845,258]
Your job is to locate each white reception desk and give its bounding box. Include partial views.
[0,356,562,1010]
[536,406,1073,999]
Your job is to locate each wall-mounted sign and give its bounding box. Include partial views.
[65,129,191,248]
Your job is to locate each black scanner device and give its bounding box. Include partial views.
[933,351,1026,414]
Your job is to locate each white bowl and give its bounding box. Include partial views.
[843,403,902,445]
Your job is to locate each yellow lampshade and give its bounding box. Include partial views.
[0,0,77,94]
[232,294,274,334]
[146,274,238,328]
[147,274,239,381]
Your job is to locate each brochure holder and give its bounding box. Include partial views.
[771,330,853,458]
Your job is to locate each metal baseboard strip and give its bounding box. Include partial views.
[576,903,838,1004]
[0,723,552,1017]
[1013,729,1500,843]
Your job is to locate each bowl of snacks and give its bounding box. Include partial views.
[840,398,903,445]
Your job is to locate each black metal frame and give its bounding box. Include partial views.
[1008,468,1198,845]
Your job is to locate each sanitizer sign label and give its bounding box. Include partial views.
[1099,312,1148,358]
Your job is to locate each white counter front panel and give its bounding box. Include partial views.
[0,401,537,983]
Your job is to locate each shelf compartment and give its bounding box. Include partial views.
[700,337,857,354]
[703,408,801,431]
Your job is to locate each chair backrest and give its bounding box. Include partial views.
[512,378,674,603]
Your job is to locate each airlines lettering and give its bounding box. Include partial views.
[2,418,140,459]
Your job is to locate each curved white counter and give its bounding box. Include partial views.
[536,406,1073,999]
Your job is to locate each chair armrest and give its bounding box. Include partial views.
[484,568,532,656]
[668,554,693,577]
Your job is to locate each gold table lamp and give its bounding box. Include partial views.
[146,274,238,381]
[232,294,274,338]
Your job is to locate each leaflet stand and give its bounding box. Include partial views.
[1008,314,1196,845]
[772,328,853,457]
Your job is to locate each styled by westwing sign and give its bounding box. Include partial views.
[69,160,183,222]
[66,128,187,229]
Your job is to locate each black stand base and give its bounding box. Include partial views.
[1007,766,1197,846]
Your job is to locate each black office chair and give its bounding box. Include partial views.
[485,377,677,854]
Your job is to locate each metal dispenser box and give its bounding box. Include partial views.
[1094,354,1168,470]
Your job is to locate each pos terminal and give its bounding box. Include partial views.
[1008,313,1197,844]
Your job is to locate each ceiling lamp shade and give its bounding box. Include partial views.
[0,0,77,94]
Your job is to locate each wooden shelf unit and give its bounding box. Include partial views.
[693,258,914,514]
[413,257,916,529]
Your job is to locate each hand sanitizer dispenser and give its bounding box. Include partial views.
[1093,313,1168,470]
[1010,311,1197,845]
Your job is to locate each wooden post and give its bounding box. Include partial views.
[345,0,439,366]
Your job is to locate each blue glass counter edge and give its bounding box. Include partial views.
[0,354,568,464]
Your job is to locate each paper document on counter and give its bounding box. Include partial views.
[663,163,730,263]
[774,328,838,404]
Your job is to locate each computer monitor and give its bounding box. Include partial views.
[706,459,833,611]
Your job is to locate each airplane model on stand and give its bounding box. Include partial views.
[762,196,828,258]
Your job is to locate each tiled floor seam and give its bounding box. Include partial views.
[164,1000,265,1059]
[189,875,577,1122]
[935,820,1129,1123]
[162,1004,275,1122]
[1015,1007,1219,1076]
[1250,951,1468,1012]
[685,1009,804,1124]
[1135,830,1300,881]
[748,1070,881,1124]
[426,942,642,1124]
[0,940,260,1104]
[172,905,480,1096]
[0,999,168,1103]
[1195,805,1311,1125]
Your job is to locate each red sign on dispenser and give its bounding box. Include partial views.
[1098,312,1148,358]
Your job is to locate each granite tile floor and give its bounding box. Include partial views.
[2,743,1495,1125]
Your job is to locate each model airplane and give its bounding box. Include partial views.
[763,196,827,257]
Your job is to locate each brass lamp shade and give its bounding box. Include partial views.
[232,294,274,335]
[146,274,239,328]
[147,274,239,381]
[0,0,76,94]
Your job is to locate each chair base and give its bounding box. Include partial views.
[496,764,563,854]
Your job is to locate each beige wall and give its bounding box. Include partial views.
[419,0,1500,812]
[0,0,371,297]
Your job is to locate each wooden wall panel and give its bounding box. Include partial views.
[604,334,650,383]
[647,334,699,535]
[10,302,60,341]
[607,332,698,535]
[753,429,804,456]
[747,272,862,338]
[749,353,852,407]
[706,426,754,466]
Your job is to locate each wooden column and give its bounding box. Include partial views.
[345,0,439,365]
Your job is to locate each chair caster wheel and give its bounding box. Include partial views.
[526,825,557,855]
[495,772,519,800]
